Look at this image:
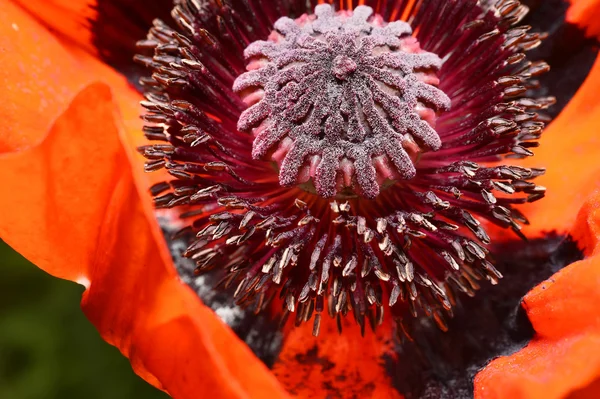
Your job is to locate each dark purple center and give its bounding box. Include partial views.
[137,0,553,343]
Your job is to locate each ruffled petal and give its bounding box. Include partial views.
[474,189,600,399]
[516,56,600,237]
[60,43,169,191]
[0,82,289,399]
[0,0,94,152]
[2,5,289,397]
[11,0,97,55]
[273,318,403,399]
[475,8,600,394]
[568,0,600,39]
[13,0,172,80]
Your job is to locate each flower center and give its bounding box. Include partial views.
[137,0,552,340]
[332,55,358,80]
[234,5,450,199]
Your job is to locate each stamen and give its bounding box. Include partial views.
[136,0,553,338]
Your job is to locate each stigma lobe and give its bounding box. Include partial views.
[234,5,450,199]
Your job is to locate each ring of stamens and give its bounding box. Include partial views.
[136,0,553,337]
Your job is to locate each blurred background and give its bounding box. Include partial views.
[0,240,168,399]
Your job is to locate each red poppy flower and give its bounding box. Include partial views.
[1,0,600,398]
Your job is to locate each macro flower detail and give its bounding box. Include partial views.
[234,5,450,199]
[2,0,600,398]
[136,0,553,337]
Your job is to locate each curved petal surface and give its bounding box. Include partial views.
[0,0,94,152]
[0,82,289,399]
[474,189,600,399]
[12,0,172,76]
[517,56,600,237]
[59,42,169,191]
[476,11,600,395]
[11,0,97,54]
[568,0,600,39]
[0,4,288,397]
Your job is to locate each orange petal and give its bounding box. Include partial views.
[516,55,600,237]
[474,189,600,399]
[13,0,170,66]
[568,378,600,398]
[60,42,169,191]
[0,83,289,399]
[12,0,97,55]
[567,0,600,39]
[2,0,167,208]
[273,318,404,399]
[0,0,94,153]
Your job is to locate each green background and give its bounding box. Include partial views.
[0,240,168,399]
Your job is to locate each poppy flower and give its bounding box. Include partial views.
[1,0,600,398]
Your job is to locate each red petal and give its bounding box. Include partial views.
[474,189,600,399]
[14,0,98,54]
[0,81,289,398]
[475,15,600,396]
[568,0,600,39]
[515,56,600,237]
[0,0,95,153]
[59,42,169,191]
[273,318,404,398]
[1,6,287,396]
[13,0,170,66]
[568,378,600,398]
